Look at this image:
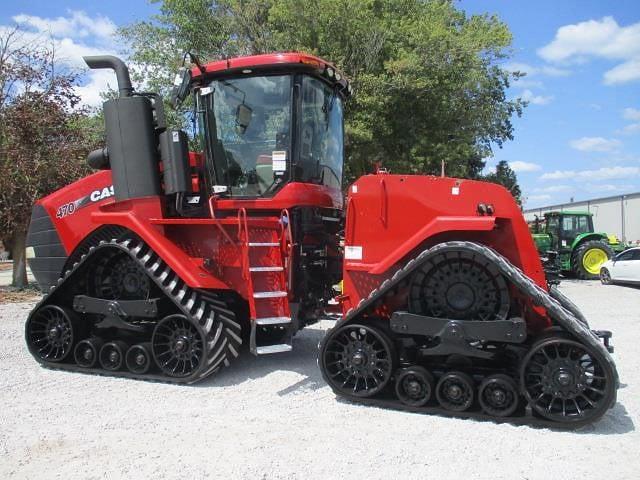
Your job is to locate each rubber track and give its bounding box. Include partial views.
[26,237,242,384]
[322,241,619,428]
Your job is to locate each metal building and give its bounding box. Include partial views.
[523,191,640,245]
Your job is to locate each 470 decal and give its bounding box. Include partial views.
[56,185,114,219]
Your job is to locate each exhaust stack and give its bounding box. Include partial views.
[83,55,160,201]
[83,55,133,98]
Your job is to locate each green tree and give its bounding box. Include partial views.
[483,160,521,204]
[0,30,95,287]
[121,0,526,183]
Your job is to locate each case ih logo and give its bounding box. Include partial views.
[90,185,115,202]
[56,185,114,219]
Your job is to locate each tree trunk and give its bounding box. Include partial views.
[10,230,28,288]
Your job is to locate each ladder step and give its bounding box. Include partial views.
[253,291,287,299]
[249,266,284,272]
[248,242,279,247]
[256,344,293,355]
[256,316,291,325]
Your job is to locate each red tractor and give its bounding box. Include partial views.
[25,53,617,426]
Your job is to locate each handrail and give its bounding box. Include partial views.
[207,196,236,246]
[279,208,293,292]
[237,208,249,279]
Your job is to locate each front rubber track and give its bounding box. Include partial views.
[25,237,242,384]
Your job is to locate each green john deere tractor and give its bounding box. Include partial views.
[530,211,626,280]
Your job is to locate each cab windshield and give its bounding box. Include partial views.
[199,74,292,196]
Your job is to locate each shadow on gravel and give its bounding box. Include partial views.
[575,402,635,435]
[194,325,326,392]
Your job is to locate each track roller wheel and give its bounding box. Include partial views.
[74,338,104,368]
[395,366,434,407]
[436,371,475,412]
[152,314,205,378]
[26,305,78,362]
[521,335,616,424]
[478,374,519,417]
[99,341,128,371]
[320,323,395,398]
[126,343,152,374]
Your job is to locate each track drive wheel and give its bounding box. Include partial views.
[395,366,435,407]
[26,305,79,363]
[436,371,475,412]
[409,249,509,321]
[478,374,519,417]
[320,323,396,398]
[572,240,613,280]
[521,335,616,424]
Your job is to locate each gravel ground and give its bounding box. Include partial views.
[1,281,639,479]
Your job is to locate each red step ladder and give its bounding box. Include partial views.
[238,208,294,355]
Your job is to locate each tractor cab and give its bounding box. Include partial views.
[543,211,593,251]
[173,53,350,209]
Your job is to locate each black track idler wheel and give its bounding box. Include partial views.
[74,338,104,368]
[521,335,616,424]
[99,341,128,371]
[409,250,509,320]
[478,374,519,417]
[152,314,205,378]
[126,343,152,374]
[395,366,434,407]
[320,323,395,398]
[436,371,475,412]
[26,305,78,363]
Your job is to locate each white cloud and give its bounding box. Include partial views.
[623,107,640,121]
[584,183,634,193]
[604,58,640,85]
[533,184,572,193]
[540,166,640,181]
[519,89,553,105]
[13,11,115,40]
[620,123,640,135]
[569,136,621,152]
[527,194,552,202]
[538,17,640,85]
[514,78,543,89]
[504,62,571,77]
[509,161,542,172]
[4,11,120,107]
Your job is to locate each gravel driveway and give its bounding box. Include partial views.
[1,280,639,479]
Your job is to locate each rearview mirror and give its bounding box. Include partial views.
[171,67,192,108]
[235,103,253,134]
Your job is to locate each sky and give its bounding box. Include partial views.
[1,1,639,209]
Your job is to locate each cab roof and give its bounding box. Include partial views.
[545,210,592,217]
[191,52,346,81]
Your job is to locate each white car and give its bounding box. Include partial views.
[600,247,640,286]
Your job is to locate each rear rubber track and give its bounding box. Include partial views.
[26,236,242,384]
[320,241,619,428]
